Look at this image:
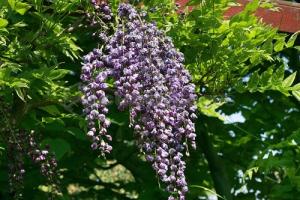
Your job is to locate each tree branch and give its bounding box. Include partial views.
[196,118,232,200]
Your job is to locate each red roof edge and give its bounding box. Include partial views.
[177,0,300,33]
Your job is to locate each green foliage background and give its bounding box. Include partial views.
[0,0,299,199]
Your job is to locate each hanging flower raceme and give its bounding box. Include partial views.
[81,49,113,155]
[81,3,197,199]
[0,100,60,199]
[86,1,113,42]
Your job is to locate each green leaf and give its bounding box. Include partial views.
[248,71,259,91]
[48,69,70,80]
[8,0,16,9]
[0,18,8,28]
[10,79,29,88]
[286,31,299,48]
[244,0,259,13]
[67,127,86,140]
[235,135,252,146]
[42,117,65,125]
[235,80,247,93]
[15,88,26,102]
[42,138,71,160]
[292,83,300,91]
[282,72,297,88]
[273,65,285,83]
[260,2,275,9]
[11,79,29,102]
[260,68,273,87]
[15,2,32,15]
[13,21,27,27]
[292,90,300,101]
[197,97,225,120]
[190,185,226,199]
[274,39,285,52]
[8,0,31,15]
[39,105,60,116]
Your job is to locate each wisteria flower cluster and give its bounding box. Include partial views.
[7,130,25,200]
[1,126,59,199]
[13,130,59,199]
[86,1,113,42]
[81,3,197,199]
[0,100,59,199]
[81,48,113,155]
[26,130,60,194]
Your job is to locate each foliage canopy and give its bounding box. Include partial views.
[0,0,299,199]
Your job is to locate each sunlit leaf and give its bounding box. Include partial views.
[283,72,297,88]
[42,138,71,160]
[0,18,8,28]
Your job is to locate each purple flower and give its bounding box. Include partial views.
[81,3,198,199]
